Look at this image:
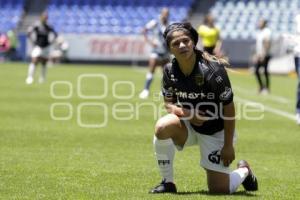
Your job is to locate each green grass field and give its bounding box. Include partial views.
[0,62,299,200]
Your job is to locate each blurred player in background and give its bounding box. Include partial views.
[293,14,300,125]
[139,8,170,99]
[26,11,57,84]
[150,22,258,194]
[49,36,69,65]
[0,33,9,61]
[254,19,271,94]
[197,14,222,56]
[6,29,19,61]
[0,32,10,61]
[281,15,300,125]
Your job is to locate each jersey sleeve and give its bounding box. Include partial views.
[263,29,271,41]
[209,63,234,105]
[145,19,157,30]
[27,23,37,35]
[162,64,176,99]
[197,25,204,37]
[27,24,37,42]
[216,27,221,39]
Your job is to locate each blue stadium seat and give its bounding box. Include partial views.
[210,0,300,39]
[47,0,195,34]
[0,0,24,32]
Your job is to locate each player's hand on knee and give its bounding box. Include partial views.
[220,145,235,167]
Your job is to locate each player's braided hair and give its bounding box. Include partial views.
[163,22,229,66]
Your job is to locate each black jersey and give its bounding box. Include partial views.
[28,21,57,48]
[162,51,234,135]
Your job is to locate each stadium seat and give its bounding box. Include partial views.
[47,0,195,34]
[210,0,300,40]
[0,0,24,32]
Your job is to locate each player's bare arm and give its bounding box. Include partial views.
[164,96,207,126]
[221,101,235,167]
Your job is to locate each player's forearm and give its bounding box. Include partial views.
[215,40,222,51]
[142,29,150,43]
[223,102,235,147]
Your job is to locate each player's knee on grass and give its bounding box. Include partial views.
[208,184,230,194]
[207,170,230,194]
[208,178,230,194]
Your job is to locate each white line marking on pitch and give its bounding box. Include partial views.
[233,86,290,104]
[235,97,296,121]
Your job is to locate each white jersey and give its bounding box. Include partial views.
[294,15,300,56]
[145,19,168,55]
[256,27,271,56]
[292,36,300,57]
[283,15,300,57]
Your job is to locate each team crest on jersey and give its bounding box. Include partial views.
[194,74,204,86]
[219,87,232,101]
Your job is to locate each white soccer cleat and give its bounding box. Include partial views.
[25,77,33,85]
[139,89,149,99]
[260,88,269,95]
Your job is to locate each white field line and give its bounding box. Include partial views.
[235,96,296,121]
[233,86,290,104]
